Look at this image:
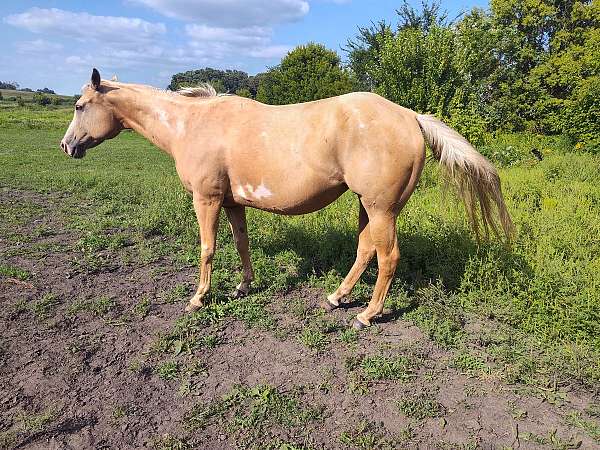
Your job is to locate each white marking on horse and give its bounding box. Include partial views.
[260,131,268,138]
[253,183,273,199]
[236,185,247,199]
[241,182,273,200]
[157,109,169,128]
[176,119,185,137]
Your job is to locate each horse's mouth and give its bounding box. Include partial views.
[71,147,87,159]
[60,139,92,158]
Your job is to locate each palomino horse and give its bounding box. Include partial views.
[61,69,513,329]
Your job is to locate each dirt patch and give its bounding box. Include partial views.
[0,188,598,449]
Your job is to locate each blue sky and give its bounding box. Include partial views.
[1,0,487,94]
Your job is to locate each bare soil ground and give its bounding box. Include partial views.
[0,188,597,449]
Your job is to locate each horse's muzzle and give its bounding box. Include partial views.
[60,139,86,159]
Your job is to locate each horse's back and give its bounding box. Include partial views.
[221,92,425,214]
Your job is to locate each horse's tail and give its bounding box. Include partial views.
[415,114,514,241]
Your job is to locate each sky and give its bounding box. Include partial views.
[0,0,487,95]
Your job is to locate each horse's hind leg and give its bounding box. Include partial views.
[323,201,375,311]
[353,208,400,328]
[225,206,254,298]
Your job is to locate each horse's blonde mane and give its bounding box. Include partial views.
[177,83,218,98]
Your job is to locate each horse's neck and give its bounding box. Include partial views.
[110,85,189,157]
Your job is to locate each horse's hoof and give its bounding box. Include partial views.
[231,288,249,299]
[185,295,203,313]
[352,318,369,330]
[321,299,338,313]
[185,303,201,313]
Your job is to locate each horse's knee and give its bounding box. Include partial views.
[200,244,215,262]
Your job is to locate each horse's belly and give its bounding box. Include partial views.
[230,180,347,215]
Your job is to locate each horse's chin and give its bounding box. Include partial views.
[72,147,87,159]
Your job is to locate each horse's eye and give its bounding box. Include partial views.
[75,104,83,111]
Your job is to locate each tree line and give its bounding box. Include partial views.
[168,0,598,151]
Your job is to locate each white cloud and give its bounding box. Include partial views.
[4,8,166,44]
[248,45,291,58]
[128,0,309,28]
[2,4,303,93]
[185,24,288,59]
[185,24,271,46]
[16,39,63,54]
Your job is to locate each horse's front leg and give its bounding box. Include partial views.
[185,194,222,313]
[225,206,254,298]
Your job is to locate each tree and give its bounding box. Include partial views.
[32,92,51,106]
[256,43,358,105]
[168,68,250,93]
[235,88,252,98]
[487,0,599,139]
[344,20,392,90]
[0,81,18,90]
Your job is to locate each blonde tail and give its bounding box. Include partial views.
[416,114,514,241]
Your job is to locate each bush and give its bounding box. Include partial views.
[256,43,357,105]
[32,92,51,106]
[564,76,600,153]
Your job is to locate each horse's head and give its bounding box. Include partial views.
[60,68,123,158]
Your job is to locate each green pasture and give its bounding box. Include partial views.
[0,105,599,388]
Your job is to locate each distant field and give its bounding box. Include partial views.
[0,88,74,100]
[0,107,599,448]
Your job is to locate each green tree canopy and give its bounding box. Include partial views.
[256,43,358,105]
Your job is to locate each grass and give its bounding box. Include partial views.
[397,394,445,420]
[133,297,151,318]
[155,361,180,381]
[297,327,329,352]
[339,420,399,449]
[184,384,323,447]
[566,411,600,442]
[16,408,59,432]
[151,435,192,450]
[0,264,31,281]
[0,111,599,390]
[68,296,116,317]
[31,293,59,319]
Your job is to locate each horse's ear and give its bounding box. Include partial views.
[91,68,101,90]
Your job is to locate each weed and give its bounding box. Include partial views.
[68,296,116,317]
[360,356,415,382]
[297,327,329,352]
[151,435,192,450]
[31,293,59,318]
[112,405,128,421]
[0,264,30,280]
[77,231,128,253]
[451,351,488,376]
[155,361,180,381]
[185,384,323,446]
[520,429,582,448]
[200,334,219,349]
[566,411,600,442]
[340,329,358,345]
[339,420,397,449]
[17,408,58,432]
[165,284,189,304]
[133,297,151,318]
[398,394,445,420]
